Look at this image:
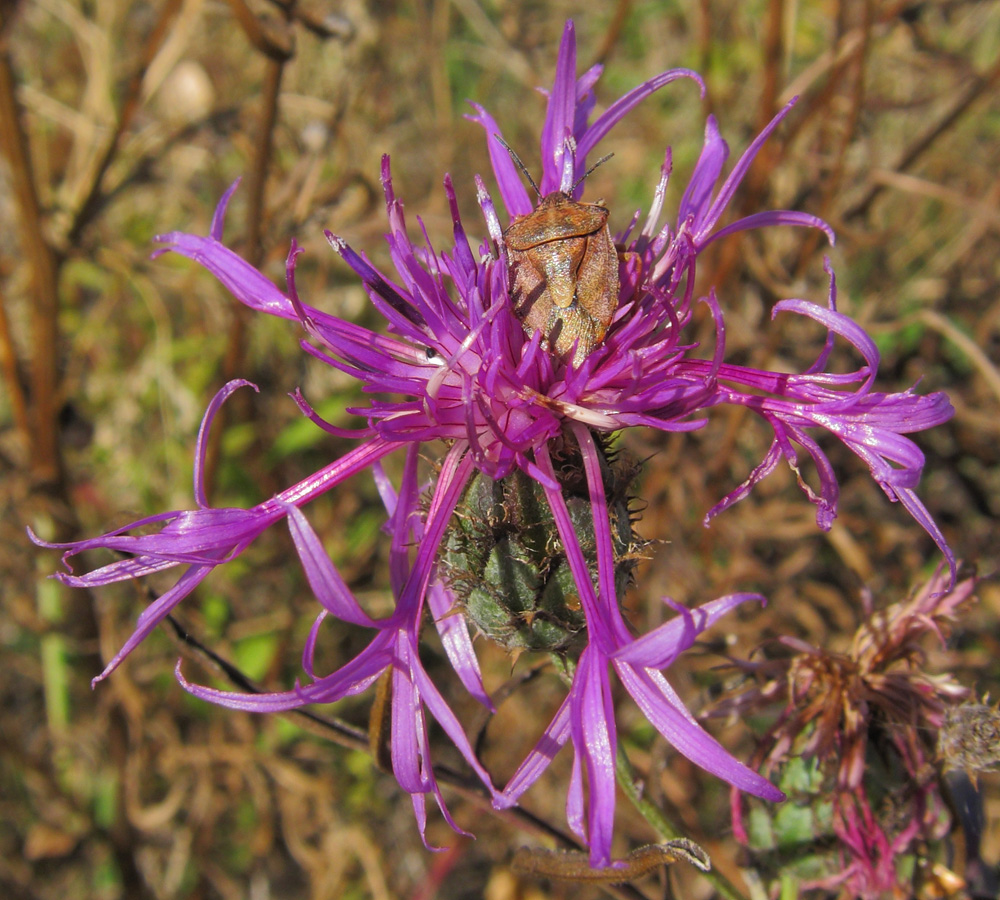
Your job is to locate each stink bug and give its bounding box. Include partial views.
[498,138,619,365]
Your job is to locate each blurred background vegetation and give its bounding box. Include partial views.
[2,1,999,898]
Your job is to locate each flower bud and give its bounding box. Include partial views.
[443,438,640,653]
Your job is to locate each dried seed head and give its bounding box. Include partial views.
[938,699,1000,785]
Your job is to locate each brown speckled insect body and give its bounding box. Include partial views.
[499,140,619,364]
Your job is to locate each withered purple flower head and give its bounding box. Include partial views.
[32,20,955,866]
[716,567,975,898]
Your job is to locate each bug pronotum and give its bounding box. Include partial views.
[497,136,619,365]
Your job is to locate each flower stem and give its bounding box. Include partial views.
[615,742,750,900]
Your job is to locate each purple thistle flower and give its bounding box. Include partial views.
[33,19,955,866]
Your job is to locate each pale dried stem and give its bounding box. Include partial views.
[844,52,1000,221]
[867,169,1000,227]
[448,0,533,85]
[66,0,185,246]
[918,310,1000,409]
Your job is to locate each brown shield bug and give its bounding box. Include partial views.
[498,138,618,365]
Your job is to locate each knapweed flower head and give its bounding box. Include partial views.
[33,20,956,867]
[715,567,975,897]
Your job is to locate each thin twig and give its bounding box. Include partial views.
[843,53,1000,221]
[0,46,62,488]
[65,0,185,247]
[262,0,354,41]
[792,0,871,276]
[702,0,787,307]
[917,310,1000,408]
[745,0,785,203]
[203,8,291,496]
[590,0,633,68]
[616,744,750,900]
[0,280,31,444]
[245,59,285,267]
[225,0,294,60]
[163,612,650,898]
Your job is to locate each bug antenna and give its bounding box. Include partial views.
[493,134,541,199]
[572,152,614,193]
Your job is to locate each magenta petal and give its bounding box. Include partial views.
[157,231,299,321]
[92,565,213,684]
[497,696,572,808]
[210,178,240,240]
[540,20,579,194]
[389,647,429,795]
[389,639,473,841]
[178,635,393,711]
[534,443,609,638]
[617,664,784,801]
[407,641,498,798]
[566,739,586,843]
[571,423,629,634]
[773,297,879,391]
[705,209,835,247]
[892,489,957,587]
[679,115,728,229]
[572,647,617,867]
[695,98,798,240]
[576,69,704,168]
[613,593,766,668]
[41,506,277,582]
[426,580,494,710]
[466,102,533,218]
[195,380,258,507]
[282,503,376,628]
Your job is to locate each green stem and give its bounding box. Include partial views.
[615,742,750,900]
[34,516,69,734]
